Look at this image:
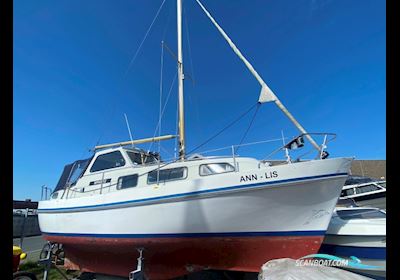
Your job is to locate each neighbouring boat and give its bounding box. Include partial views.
[38,0,353,279]
[319,207,386,279]
[338,176,386,210]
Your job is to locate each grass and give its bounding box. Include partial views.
[18,261,80,280]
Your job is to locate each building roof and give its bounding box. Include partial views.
[13,200,38,209]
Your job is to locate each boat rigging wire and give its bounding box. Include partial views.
[185,102,259,156]
[157,0,173,154]
[156,41,165,183]
[135,102,260,179]
[124,0,167,77]
[95,0,319,177]
[184,5,196,86]
[161,0,174,40]
[194,0,321,152]
[174,97,179,159]
[235,103,261,154]
[161,41,196,83]
[124,113,135,148]
[154,40,169,182]
[147,72,178,152]
[197,138,286,155]
[95,1,169,147]
[160,144,175,158]
[163,42,178,61]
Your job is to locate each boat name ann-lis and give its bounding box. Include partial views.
[240,171,278,182]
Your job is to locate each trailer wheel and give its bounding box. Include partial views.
[40,243,51,259]
[13,271,38,280]
[40,242,64,261]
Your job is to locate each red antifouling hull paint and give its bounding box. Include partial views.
[44,235,323,279]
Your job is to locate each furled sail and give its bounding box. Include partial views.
[194,0,321,151]
[194,0,276,103]
[259,85,277,103]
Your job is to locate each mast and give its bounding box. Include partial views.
[177,0,186,160]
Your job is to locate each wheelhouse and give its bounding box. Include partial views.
[49,146,262,200]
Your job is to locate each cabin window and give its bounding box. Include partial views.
[117,174,138,190]
[90,151,126,173]
[355,184,381,194]
[341,188,355,197]
[199,163,235,176]
[147,167,187,184]
[69,159,91,186]
[51,192,59,199]
[143,154,158,164]
[127,151,158,165]
[337,209,386,220]
[127,151,142,165]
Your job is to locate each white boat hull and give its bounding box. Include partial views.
[354,197,386,211]
[320,208,386,279]
[321,234,386,278]
[38,157,352,279]
[40,177,346,235]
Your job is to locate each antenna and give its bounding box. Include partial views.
[124,113,134,148]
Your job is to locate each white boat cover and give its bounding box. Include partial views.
[258,258,373,280]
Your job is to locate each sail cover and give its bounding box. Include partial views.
[53,158,92,193]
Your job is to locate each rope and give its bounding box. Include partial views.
[124,0,167,77]
[235,103,261,153]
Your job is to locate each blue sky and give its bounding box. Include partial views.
[13,0,386,200]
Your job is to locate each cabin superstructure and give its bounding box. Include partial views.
[51,144,267,200]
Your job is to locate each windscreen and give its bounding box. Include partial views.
[344,176,376,186]
[337,209,386,220]
[53,157,92,193]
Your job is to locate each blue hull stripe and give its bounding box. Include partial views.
[38,172,347,213]
[42,230,326,238]
[319,244,386,260]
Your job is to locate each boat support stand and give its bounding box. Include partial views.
[129,248,146,280]
[39,242,69,280]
